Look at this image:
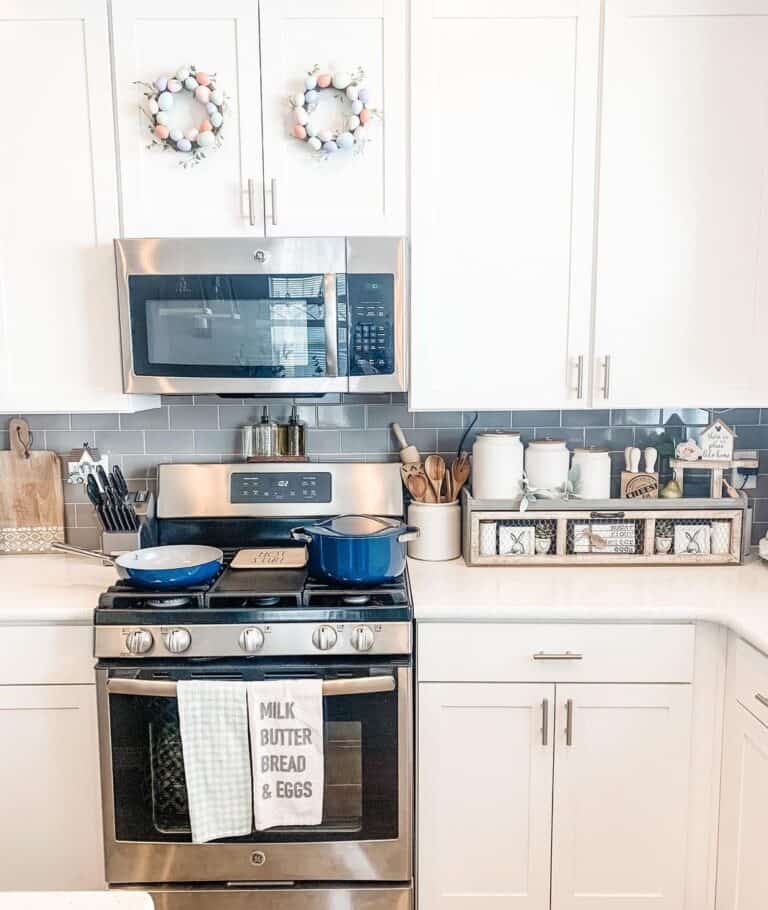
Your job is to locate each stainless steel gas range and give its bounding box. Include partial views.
[94,462,413,910]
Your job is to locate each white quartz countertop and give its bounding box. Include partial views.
[0,554,116,624]
[408,554,768,654]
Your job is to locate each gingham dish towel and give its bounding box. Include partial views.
[177,680,253,844]
[247,679,324,830]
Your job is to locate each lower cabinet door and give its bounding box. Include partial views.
[418,683,555,910]
[0,684,104,890]
[551,684,692,909]
[716,699,768,910]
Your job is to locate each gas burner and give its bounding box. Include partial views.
[343,594,371,605]
[147,596,191,608]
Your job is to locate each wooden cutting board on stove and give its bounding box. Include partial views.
[0,418,64,553]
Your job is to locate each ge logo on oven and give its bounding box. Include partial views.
[252,249,270,264]
[250,851,267,866]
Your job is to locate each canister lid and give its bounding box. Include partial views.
[572,446,610,454]
[527,438,566,446]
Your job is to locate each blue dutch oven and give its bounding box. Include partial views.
[291,514,420,585]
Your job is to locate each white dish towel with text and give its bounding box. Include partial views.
[247,679,324,830]
[177,680,253,844]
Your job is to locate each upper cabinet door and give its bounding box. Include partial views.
[410,0,600,411]
[259,0,407,237]
[112,0,264,237]
[594,0,768,407]
[0,0,156,413]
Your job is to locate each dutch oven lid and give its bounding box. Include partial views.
[310,514,402,538]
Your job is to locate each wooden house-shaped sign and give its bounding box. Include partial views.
[698,418,736,461]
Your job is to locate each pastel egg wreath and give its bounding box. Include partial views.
[289,66,377,156]
[137,65,226,167]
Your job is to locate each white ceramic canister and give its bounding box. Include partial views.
[407,501,461,561]
[471,431,524,500]
[571,447,611,499]
[524,439,570,492]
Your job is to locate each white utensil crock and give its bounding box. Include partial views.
[407,501,461,561]
[471,432,524,500]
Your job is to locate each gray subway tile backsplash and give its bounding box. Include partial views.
[4,394,768,545]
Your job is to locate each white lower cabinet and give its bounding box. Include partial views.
[716,638,768,910]
[418,625,696,910]
[419,683,555,909]
[0,683,104,890]
[551,685,692,909]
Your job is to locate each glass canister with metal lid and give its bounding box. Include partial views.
[471,431,524,500]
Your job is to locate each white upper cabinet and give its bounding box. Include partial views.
[410,0,600,410]
[112,0,264,237]
[594,0,768,407]
[0,0,156,413]
[259,0,407,237]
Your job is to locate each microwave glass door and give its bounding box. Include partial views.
[128,274,347,379]
[106,665,400,845]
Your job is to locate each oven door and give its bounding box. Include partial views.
[97,660,412,885]
[115,238,348,395]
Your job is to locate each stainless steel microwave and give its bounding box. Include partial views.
[114,237,407,395]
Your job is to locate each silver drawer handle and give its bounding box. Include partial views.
[533,651,584,661]
[107,676,395,698]
[756,693,768,709]
[565,698,574,746]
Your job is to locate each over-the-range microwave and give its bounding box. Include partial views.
[114,237,407,395]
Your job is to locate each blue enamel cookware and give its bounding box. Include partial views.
[53,542,223,589]
[291,514,420,586]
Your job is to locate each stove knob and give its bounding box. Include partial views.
[312,624,338,651]
[350,625,375,652]
[163,628,191,654]
[239,627,265,653]
[125,629,153,655]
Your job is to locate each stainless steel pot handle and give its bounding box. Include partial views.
[397,526,421,543]
[51,541,115,565]
[290,527,312,543]
[107,676,396,698]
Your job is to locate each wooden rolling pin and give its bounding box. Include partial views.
[391,423,421,465]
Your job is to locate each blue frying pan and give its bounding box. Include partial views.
[53,542,223,589]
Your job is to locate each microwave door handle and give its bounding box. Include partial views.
[323,272,339,377]
[106,676,396,698]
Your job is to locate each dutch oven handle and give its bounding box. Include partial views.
[290,527,313,543]
[398,526,421,543]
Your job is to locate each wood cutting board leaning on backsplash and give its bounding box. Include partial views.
[0,418,64,553]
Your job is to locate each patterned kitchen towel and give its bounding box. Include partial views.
[177,680,253,844]
[247,679,324,830]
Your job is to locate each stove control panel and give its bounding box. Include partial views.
[230,472,332,504]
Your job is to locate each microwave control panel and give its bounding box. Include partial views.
[230,472,333,503]
[347,274,395,376]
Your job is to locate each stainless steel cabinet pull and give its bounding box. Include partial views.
[542,698,549,746]
[756,693,768,710]
[600,354,611,399]
[107,676,395,698]
[247,178,256,227]
[271,177,278,226]
[565,699,574,746]
[573,354,584,399]
[533,651,583,661]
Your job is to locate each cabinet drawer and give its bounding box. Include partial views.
[417,623,695,683]
[728,635,768,729]
[0,626,95,684]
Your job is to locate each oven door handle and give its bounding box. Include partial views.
[106,675,396,699]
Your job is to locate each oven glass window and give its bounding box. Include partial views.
[107,673,399,844]
[129,274,347,379]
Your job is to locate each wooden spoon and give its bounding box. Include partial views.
[400,462,422,489]
[443,469,454,502]
[407,473,428,503]
[424,454,446,504]
[451,454,471,499]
